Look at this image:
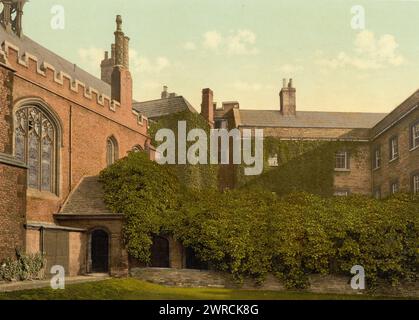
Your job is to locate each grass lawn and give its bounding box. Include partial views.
[0,278,402,300]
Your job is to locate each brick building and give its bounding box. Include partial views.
[212,79,419,197]
[0,1,418,276]
[0,1,152,276]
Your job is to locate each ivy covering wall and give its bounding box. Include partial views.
[148,110,218,191]
[100,152,418,289]
[238,138,363,196]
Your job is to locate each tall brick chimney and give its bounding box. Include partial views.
[201,88,214,127]
[109,15,133,108]
[280,78,296,116]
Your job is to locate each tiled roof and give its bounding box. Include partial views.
[237,110,387,129]
[60,176,113,215]
[371,89,419,138]
[0,27,111,96]
[133,96,198,120]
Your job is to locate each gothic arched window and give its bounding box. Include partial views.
[106,136,118,166]
[15,105,57,193]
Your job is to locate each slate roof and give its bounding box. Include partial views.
[0,26,111,96]
[133,96,198,120]
[371,89,419,138]
[237,110,387,129]
[60,176,113,215]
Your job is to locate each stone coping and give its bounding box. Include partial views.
[0,152,27,169]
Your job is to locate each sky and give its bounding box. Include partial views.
[21,0,419,113]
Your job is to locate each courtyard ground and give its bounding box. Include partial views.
[0,278,407,300]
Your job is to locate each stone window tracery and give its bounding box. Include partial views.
[15,105,57,193]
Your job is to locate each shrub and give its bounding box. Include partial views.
[101,153,419,289]
[0,249,45,281]
[99,151,181,263]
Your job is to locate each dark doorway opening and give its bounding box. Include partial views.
[91,229,109,273]
[151,236,170,268]
[185,247,208,270]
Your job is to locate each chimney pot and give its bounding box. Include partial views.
[280,79,296,116]
[161,86,169,99]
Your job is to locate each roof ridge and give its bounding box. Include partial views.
[239,109,387,115]
[134,95,185,105]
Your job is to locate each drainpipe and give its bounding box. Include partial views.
[40,226,45,255]
[69,104,73,192]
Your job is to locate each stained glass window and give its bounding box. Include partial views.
[15,106,56,193]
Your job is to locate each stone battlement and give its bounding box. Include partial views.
[0,40,147,128]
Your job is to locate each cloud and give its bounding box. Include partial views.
[183,41,197,51]
[203,31,223,50]
[77,47,171,76]
[190,29,259,55]
[317,30,406,70]
[129,49,170,74]
[226,30,259,56]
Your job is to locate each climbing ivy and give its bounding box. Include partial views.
[148,110,219,191]
[238,138,364,196]
[100,152,418,289]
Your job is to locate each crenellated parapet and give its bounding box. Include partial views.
[0,40,148,128]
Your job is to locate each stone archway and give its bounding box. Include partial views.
[90,229,109,273]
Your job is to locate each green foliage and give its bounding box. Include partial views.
[171,191,418,289]
[99,151,181,263]
[100,149,418,289]
[148,110,218,190]
[238,139,362,197]
[0,249,45,281]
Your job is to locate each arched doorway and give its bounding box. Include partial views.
[185,247,208,270]
[151,236,170,268]
[91,229,109,273]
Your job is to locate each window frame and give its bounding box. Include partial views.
[373,145,381,170]
[389,135,399,162]
[106,136,119,167]
[390,180,399,195]
[13,100,61,195]
[267,153,279,167]
[412,171,419,195]
[334,151,350,171]
[333,189,350,197]
[410,120,419,151]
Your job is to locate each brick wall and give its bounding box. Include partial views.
[68,232,87,277]
[56,217,128,276]
[10,61,149,224]
[334,143,371,195]
[0,64,27,262]
[372,108,419,197]
[234,126,372,195]
[0,163,27,261]
[0,63,13,153]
